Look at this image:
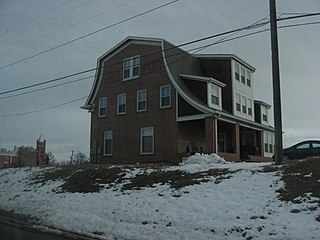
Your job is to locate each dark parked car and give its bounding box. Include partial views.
[282,140,320,160]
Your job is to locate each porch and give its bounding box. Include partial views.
[177,117,272,162]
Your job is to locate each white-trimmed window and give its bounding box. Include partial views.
[104,131,112,156]
[242,96,247,114]
[235,62,240,81]
[241,66,245,84]
[264,132,274,154]
[246,69,251,87]
[264,133,269,153]
[98,97,107,117]
[248,99,252,116]
[140,127,154,154]
[160,85,171,108]
[236,93,241,112]
[137,89,147,112]
[211,84,220,105]
[117,93,126,114]
[262,107,268,122]
[123,56,140,80]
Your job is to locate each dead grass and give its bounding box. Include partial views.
[30,164,236,193]
[277,157,320,205]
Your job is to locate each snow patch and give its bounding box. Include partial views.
[181,153,227,165]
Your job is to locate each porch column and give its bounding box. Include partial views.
[235,123,240,159]
[261,131,265,156]
[205,117,216,153]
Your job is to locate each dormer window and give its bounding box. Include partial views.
[211,84,219,105]
[262,107,268,122]
[123,56,140,80]
[208,82,224,110]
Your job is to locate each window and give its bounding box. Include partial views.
[98,97,107,117]
[235,62,240,81]
[262,107,268,122]
[236,93,241,112]
[137,89,147,112]
[211,84,219,105]
[246,69,251,87]
[312,143,320,148]
[296,143,310,150]
[104,131,112,155]
[269,136,274,154]
[241,66,245,84]
[242,96,247,114]
[117,93,126,114]
[264,133,269,153]
[160,85,171,108]
[140,127,154,154]
[264,132,274,154]
[123,56,140,80]
[248,99,252,116]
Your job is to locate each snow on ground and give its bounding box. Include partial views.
[0,155,319,240]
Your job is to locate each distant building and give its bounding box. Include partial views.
[11,136,47,167]
[82,37,274,164]
[0,147,18,167]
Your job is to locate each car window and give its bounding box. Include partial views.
[296,143,310,149]
[312,143,320,148]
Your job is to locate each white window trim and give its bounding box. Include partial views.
[117,93,126,115]
[137,89,147,112]
[242,96,247,114]
[246,69,252,87]
[262,106,268,123]
[248,98,252,116]
[140,127,154,155]
[207,83,222,110]
[160,85,171,108]
[104,131,113,156]
[236,93,241,112]
[123,55,140,81]
[98,97,107,117]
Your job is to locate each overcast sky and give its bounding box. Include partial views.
[0,0,319,160]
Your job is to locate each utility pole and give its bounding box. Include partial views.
[269,0,283,165]
[71,150,74,165]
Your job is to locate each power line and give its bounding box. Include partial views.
[1,8,317,73]
[0,0,92,44]
[0,0,180,71]
[277,12,320,21]
[0,16,319,99]
[1,19,319,115]
[0,68,97,96]
[0,19,269,96]
[0,0,138,57]
[0,75,94,100]
[3,16,319,97]
[0,0,73,37]
[0,96,87,118]
[192,15,270,54]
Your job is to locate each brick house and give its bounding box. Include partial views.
[82,37,274,164]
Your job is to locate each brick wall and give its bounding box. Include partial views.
[90,43,178,163]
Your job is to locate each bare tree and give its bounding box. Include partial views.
[71,151,89,165]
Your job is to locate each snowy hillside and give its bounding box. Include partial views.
[0,155,319,240]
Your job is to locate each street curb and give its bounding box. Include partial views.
[0,209,102,240]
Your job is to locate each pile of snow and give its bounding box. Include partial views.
[181,153,227,165]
